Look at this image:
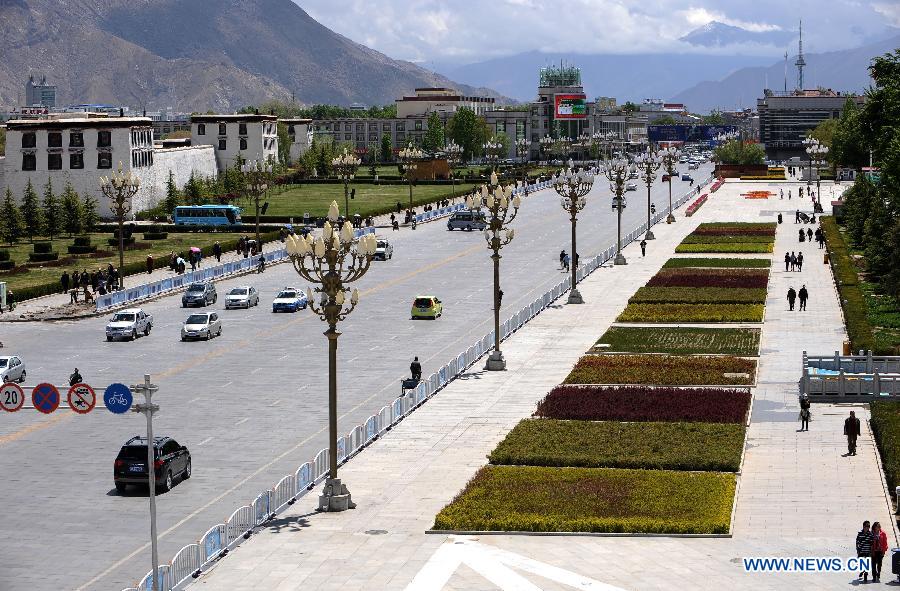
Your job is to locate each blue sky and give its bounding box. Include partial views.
[294,0,899,65]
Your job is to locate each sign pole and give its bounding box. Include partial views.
[131,374,160,591]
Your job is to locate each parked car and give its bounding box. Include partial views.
[373,239,394,261]
[180,312,222,341]
[411,295,443,320]
[225,286,259,309]
[181,282,217,307]
[626,183,638,191]
[105,308,153,341]
[447,210,488,231]
[114,436,191,494]
[0,356,26,383]
[272,287,308,313]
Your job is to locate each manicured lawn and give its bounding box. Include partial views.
[433,465,736,534]
[862,281,900,355]
[675,223,776,254]
[489,419,745,472]
[563,354,756,386]
[675,242,775,254]
[594,327,761,355]
[534,385,752,424]
[663,257,771,269]
[871,401,900,493]
[617,303,764,322]
[821,216,875,352]
[629,286,767,304]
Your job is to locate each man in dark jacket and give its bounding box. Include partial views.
[856,521,873,582]
[784,252,790,272]
[798,285,808,311]
[787,286,797,311]
[844,411,861,455]
[213,241,222,263]
[61,271,70,294]
[410,357,422,382]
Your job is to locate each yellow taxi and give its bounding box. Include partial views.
[411,295,443,320]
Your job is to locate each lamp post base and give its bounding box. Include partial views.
[485,350,506,371]
[645,229,655,240]
[614,253,627,265]
[318,478,356,512]
[666,213,675,224]
[567,288,584,304]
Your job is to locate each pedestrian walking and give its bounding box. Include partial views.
[562,253,570,272]
[146,254,154,275]
[559,250,567,268]
[90,270,99,293]
[170,251,177,272]
[640,239,647,256]
[871,521,888,582]
[787,286,797,311]
[806,227,813,242]
[410,356,422,381]
[61,271,70,294]
[799,228,805,242]
[856,520,873,582]
[797,253,804,272]
[69,288,78,304]
[798,393,811,430]
[784,252,791,272]
[213,241,222,263]
[80,270,89,289]
[844,410,861,456]
[778,213,783,224]
[795,209,801,223]
[780,188,784,199]
[190,255,197,272]
[790,252,797,271]
[788,189,792,200]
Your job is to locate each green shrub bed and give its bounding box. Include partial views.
[0,260,14,271]
[534,385,752,423]
[675,242,774,254]
[663,257,770,269]
[681,234,775,244]
[693,222,776,234]
[821,216,875,352]
[33,241,53,254]
[871,401,900,494]
[489,419,745,472]
[27,252,59,263]
[564,354,756,385]
[594,327,760,355]
[0,250,10,261]
[142,232,169,241]
[617,303,765,322]
[433,465,736,534]
[630,286,767,304]
[66,245,96,254]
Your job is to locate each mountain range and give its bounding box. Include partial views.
[679,21,793,48]
[0,0,505,112]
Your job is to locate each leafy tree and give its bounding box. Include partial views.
[380,134,393,163]
[832,98,868,169]
[713,139,765,165]
[652,115,678,125]
[163,170,180,213]
[447,107,489,162]
[183,172,204,205]
[276,122,291,165]
[42,179,62,240]
[702,111,725,125]
[61,182,83,236]
[81,193,99,233]
[841,174,878,245]
[222,161,245,197]
[493,132,511,159]
[621,101,639,113]
[422,112,445,153]
[0,188,24,245]
[20,179,43,241]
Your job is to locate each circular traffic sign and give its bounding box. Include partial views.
[67,383,96,414]
[32,383,61,414]
[103,383,133,414]
[0,383,25,412]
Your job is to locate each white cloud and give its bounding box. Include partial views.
[872,2,900,25]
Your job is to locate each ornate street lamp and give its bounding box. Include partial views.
[399,144,424,212]
[635,149,662,240]
[604,157,634,265]
[553,160,594,304]
[482,138,503,171]
[100,162,140,289]
[659,146,681,224]
[805,137,828,201]
[332,148,361,219]
[515,138,530,192]
[539,135,554,166]
[445,141,463,199]
[285,202,378,512]
[241,157,273,247]
[465,172,522,371]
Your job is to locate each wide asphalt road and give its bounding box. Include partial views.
[0,164,713,590]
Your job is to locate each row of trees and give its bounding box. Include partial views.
[1,179,99,245]
[713,139,766,166]
[239,101,398,121]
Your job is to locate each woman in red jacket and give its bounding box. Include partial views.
[871,521,889,582]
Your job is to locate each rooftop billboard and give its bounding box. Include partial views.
[554,94,587,119]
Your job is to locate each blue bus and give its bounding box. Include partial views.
[173,205,242,226]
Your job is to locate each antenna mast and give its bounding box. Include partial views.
[795,20,806,90]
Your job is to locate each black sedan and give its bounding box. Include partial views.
[114,436,191,494]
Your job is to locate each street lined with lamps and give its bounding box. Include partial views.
[659,147,681,224]
[99,162,140,290]
[241,158,273,248]
[604,156,634,265]
[635,149,662,240]
[553,160,594,304]
[399,144,424,212]
[332,148,361,219]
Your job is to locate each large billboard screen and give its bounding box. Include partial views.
[647,125,738,144]
[554,94,587,119]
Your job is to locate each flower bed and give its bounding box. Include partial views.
[710,178,725,193]
[676,242,774,253]
[647,268,770,289]
[563,354,756,385]
[489,419,745,472]
[617,303,764,323]
[433,465,736,534]
[663,257,770,269]
[685,193,708,217]
[630,287,766,304]
[682,234,774,244]
[594,326,761,356]
[741,190,774,198]
[692,222,776,236]
[535,385,752,423]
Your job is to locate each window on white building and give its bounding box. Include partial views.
[47,153,62,170]
[22,132,36,148]
[98,130,111,148]
[239,123,247,135]
[70,132,84,147]
[219,123,227,136]
[198,123,206,135]
[47,132,62,148]
[240,138,248,150]
[218,139,227,150]
[70,153,84,169]
[22,153,36,171]
[98,152,112,169]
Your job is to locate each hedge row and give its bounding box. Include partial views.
[647,268,769,289]
[821,216,875,352]
[563,354,756,386]
[663,258,770,269]
[433,465,736,534]
[595,326,761,356]
[629,286,767,304]
[488,419,745,472]
[534,385,752,424]
[617,303,765,323]
[675,242,774,254]
[681,234,775,244]
[870,401,900,494]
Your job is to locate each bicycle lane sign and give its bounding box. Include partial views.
[103,383,133,414]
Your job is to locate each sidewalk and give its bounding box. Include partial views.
[188,181,894,591]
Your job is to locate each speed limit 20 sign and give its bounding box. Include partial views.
[0,383,25,412]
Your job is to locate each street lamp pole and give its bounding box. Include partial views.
[399,144,423,213]
[466,171,521,371]
[553,160,594,304]
[604,157,633,265]
[332,148,360,219]
[482,138,503,172]
[130,374,160,591]
[100,162,140,289]
[635,148,662,240]
[241,157,273,248]
[445,141,462,199]
[539,135,553,167]
[286,203,378,511]
[660,147,681,224]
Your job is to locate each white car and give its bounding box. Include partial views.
[181,312,222,341]
[626,182,638,191]
[0,356,25,383]
[374,239,393,261]
[105,308,153,341]
[272,287,308,313]
[225,286,259,309]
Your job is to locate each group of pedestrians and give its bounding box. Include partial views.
[784,251,804,272]
[786,285,808,311]
[61,265,120,303]
[855,519,890,582]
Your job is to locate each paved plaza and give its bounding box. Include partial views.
[188,179,897,590]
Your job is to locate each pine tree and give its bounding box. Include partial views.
[1,188,24,245]
[61,182,84,237]
[20,179,43,242]
[380,134,392,163]
[163,170,180,213]
[42,179,62,240]
[183,172,203,206]
[81,193,99,233]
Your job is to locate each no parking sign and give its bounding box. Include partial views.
[32,383,60,414]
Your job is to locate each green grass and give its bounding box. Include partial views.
[629,287,767,304]
[871,401,900,494]
[617,303,765,322]
[681,234,775,244]
[433,465,736,534]
[489,419,745,472]
[675,242,774,254]
[564,354,757,386]
[663,258,771,269]
[593,327,761,355]
[862,281,900,355]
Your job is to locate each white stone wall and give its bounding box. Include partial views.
[191,120,278,172]
[132,146,217,214]
[288,123,312,164]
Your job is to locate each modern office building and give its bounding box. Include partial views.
[396,87,495,118]
[25,75,57,108]
[190,113,279,171]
